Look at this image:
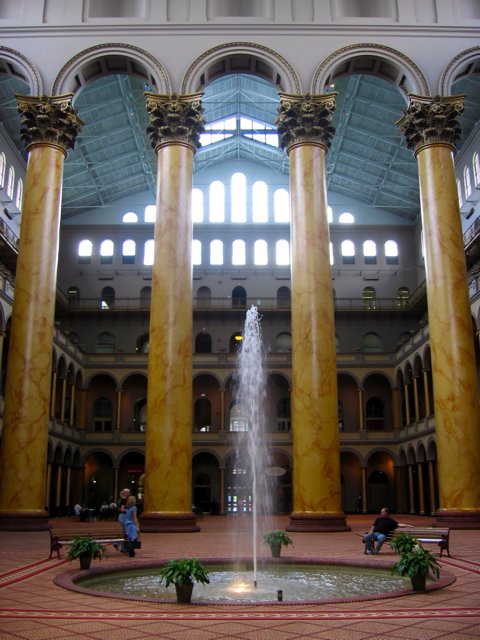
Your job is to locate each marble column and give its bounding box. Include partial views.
[361,467,367,513]
[398,95,480,528]
[407,465,415,514]
[277,93,349,532]
[50,370,57,418]
[403,382,411,425]
[116,389,122,431]
[412,376,420,422]
[141,93,204,532]
[417,462,425,515]
[0,95,82,530]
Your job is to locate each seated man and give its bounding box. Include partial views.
[363,507,398,554]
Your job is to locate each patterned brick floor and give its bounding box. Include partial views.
[1,514,479,639]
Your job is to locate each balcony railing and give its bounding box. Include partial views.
[58,294,425,313]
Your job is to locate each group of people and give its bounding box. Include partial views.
[115,488,140,557]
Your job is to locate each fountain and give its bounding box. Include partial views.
[232,305,272,588]
[56,307,452,603]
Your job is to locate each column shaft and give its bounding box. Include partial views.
[418,144,480,526]
[288,142,347,531]
[0,144,64,530]
[142,142,198,532]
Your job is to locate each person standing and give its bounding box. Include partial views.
[363,507,398,554]
[123,495,140,557]
[114,488,130,553]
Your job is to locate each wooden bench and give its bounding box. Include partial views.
[49,525,126,559]
[362,526,450,557]
[390,527,450,557]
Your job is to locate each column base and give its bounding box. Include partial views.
[434,509,480,529]
[287,512,351,532]
[0,510,50,531]
[140,511,201,533]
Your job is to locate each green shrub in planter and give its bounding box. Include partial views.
[262,530,293,557]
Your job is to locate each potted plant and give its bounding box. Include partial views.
[390,534,440,591]
[67,536,107,570]
[159,558,210,604]
[389,531,417,555]
[262,530,293,558]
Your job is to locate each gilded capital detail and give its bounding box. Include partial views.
[145,92,204,151]
[16,94,83,154]
[396,94,465,154]
[276,92,337,152]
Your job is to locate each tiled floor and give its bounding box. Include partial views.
[1,514,479,639]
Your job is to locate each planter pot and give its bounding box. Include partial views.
[175,583,194,604]
[79,555,92,570]
[269,543,282,558]
[410,573,427,591]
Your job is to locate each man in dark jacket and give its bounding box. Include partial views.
[364,507,398,554]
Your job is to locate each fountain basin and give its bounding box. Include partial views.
[55,557,454,605]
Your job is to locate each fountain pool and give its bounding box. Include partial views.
[59,559,423,605]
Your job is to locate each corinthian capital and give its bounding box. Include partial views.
[16,94,83,154]
[396,94,465,154]
[276,92,337,152]
[145,92,205,151]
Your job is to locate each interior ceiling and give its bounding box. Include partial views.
[0,70,479,224]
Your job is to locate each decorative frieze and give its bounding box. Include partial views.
[16,94,83,154]
[276,92,336,152]
[145,92,205,151]
[396,94,465,154]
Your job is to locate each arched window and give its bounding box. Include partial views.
[209,180,225,222]
[464,165,472,199]
[136,333,149,353]
[93,397,113,432]
[192,188,204,222]
[140,286,151,308]
[473,152,480,188]
[275,239,290,265]
[252,181,268,222]
[329,241,334,265]
[277,286,291,308]
[15,178,23,210]
[273,188,289,222]
[0,152,5,188]
[362,287,376,310]
[96,332,115,353]
[275,332,291,352]
[6,166,14,199]
[385,240,399,265]
[100,239,114,264]
[210,239,223,265]
[229,401,247,431]
[341,239,355,264]
[231,172,246,222]
[229,331,244,352]
[78,239,93,263]
[195,331,212,353]
[366,397,385,430]
[144,239,154,265]
[232,286,247,308]
[144,205,156,222]
[232,239,246,265]
[327,205,333,223]
[254,239,268,265]
[339,211,354,224]
[194,397,212,431]
[192,239,202,265]
[456,178,463,207]
[101,286,115,309]
[123,211,138,223]
[362,332,382,351]
[196,286,212,307]
[122,239,136,264]
[363,240,377,265]
[134,398,147,431]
